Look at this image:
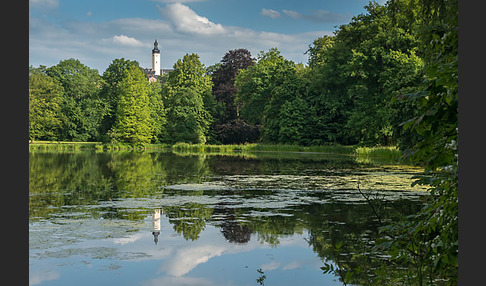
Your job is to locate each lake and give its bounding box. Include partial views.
[29,150,427,285]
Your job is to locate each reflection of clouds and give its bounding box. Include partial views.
[261,261,280,271]
[29,270,60,286]
[160,245,228,276]
[283,258,322,270]
[141,276,214,286]
[112,233,144,245]
[283,261,302,270]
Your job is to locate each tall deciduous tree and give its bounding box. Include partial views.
[109,65,153,145]
[235,48,309,143]
[235,48,285,127]
[29,66,64,141]
[307,2,423,146]
[162,53,213,144]
[306,35,335,69]
[147,81,167,143]
[212,49,255,122]
[165,87,210,144]
[210,48,255,144]
[46,58,106,141]
[99,58,140,140]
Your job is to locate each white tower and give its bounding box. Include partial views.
[152,39,161,76]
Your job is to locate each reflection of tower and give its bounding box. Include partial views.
[152,209,161,245]
[152,39,161,76]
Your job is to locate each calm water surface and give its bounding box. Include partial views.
[29,150,427,285]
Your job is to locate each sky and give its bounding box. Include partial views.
[29,0,383,74]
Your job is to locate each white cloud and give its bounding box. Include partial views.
[282,9,301,19]
[158,3,225,35]
[86,11,92,17]
[261,8,281,19]
[109,18,173,35]
[112,35,144,47]
[283,9,350,23]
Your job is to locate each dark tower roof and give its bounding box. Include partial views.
[152,39,160,54]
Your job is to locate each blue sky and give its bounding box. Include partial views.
[29,0,383,73]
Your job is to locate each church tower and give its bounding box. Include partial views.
[152,39,160,76]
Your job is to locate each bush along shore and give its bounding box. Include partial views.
[29,141,403,159]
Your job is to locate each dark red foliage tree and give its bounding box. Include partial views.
[212,49,255,122]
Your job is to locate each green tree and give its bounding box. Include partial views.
[29,66,64,141]
[99,58,140,141]
[165,87,211,144]
[377,0,458,284]
[277,96,316,145]
[147,81,167,143]
[235,48,311,144]
[235,48,284,126]
[326,1,458,284]
[307,2,423,146]
[109,65,153,145]
[164,53,213,96]
[46,58,106,141]
[306,35,335,69]
[306,36,355,144]
[162,53,213,144]
[343,3,423,146]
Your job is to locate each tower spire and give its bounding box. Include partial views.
[152,39,160,54]
[152,39,161,76]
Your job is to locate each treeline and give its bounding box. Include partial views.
[31,1,428,150]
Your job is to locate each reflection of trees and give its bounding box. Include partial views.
[164,201,213,241]
[107,152,165,199]
[301,200,423,285]
[250,214,304,246]
[213,197,253,244]
[29,152,113,219]
[29,152,66,218]
[160,153,211,185]
[220,217,252,244]
[29,151,210,221]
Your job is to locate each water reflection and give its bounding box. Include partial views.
[152,209,161,245]
[215,200,253,244]
[29,150,427,285]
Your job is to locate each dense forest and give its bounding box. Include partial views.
[29,0,457,284]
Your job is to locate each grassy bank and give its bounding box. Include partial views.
[29,141,101,151]
[28,141,170,151]
[354,146,402,159]
[29,141,403,160]
[171,142,356,154]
